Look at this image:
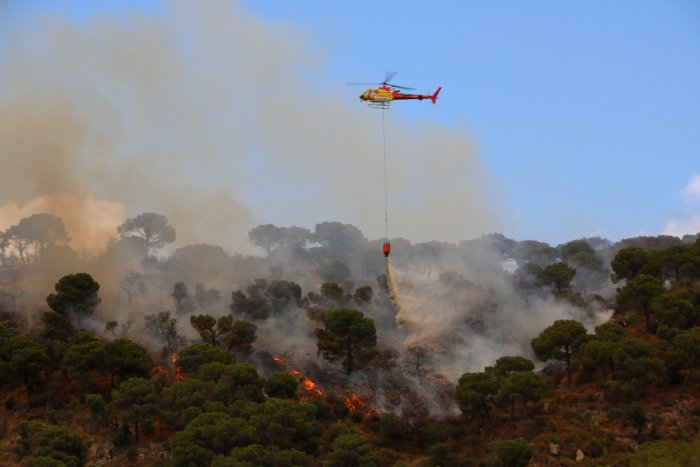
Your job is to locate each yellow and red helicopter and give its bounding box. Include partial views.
[349,72,441,109]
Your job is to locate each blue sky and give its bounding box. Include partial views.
[241,1,700,242]
[2,1,700,246]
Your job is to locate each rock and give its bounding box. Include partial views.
[576,449,585,462]
[549,443,559,456]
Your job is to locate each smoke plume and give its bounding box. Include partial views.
[0,0,500,255]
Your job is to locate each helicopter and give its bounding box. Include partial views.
[348,72,441,109]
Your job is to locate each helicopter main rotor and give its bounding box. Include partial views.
[347,71,415,90]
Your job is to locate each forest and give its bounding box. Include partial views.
[1,212,700,466]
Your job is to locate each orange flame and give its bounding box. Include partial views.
[302,377,315,391]
[150,354,184,381]
[301,376,325,397]
[428,370,449,385]
[172,353,183,382]
[344,393,372,416]
[272,356,325,399]
[344,397,356,413]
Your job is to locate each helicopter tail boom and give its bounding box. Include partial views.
[431,87,442,104]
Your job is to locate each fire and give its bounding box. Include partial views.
[427,370,449,385]
[152,354,184,381]
[270,356,374,415]
[272,356,325,399]
[301,376,325,398]
[172,353,183,382]
[344,397,356,412]
[344,393,373,416]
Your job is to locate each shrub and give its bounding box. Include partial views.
[422,421,454,445]
[493,439,533,467]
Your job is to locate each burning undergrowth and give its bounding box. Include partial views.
[272,354,377,419]
[268,352,452,421]
[150,353,183,382]
[240,306,454,421]
[272,355,326,399]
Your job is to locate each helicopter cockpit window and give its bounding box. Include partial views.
[373,90,379,94]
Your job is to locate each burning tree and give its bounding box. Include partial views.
[314,308,377,374]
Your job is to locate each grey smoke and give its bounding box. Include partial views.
[0,0,501,255]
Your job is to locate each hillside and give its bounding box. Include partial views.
[1,216,700,466]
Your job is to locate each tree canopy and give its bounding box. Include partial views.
[324,433,381,467]
[672,327,700,398]
[455,371,498,423]
[46,273,101,319]
[112,377,159,442]
[2,214,70,265]
[2,333,49,405]
[611,247,649,283]
[104,338,153,387]
[117,212,175,255]
[531,320,587,384]
[539,261,576,294]
[315,308,377,374]
[176,343,237,374]
[616,274,664,330]
[28,424,87,467]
